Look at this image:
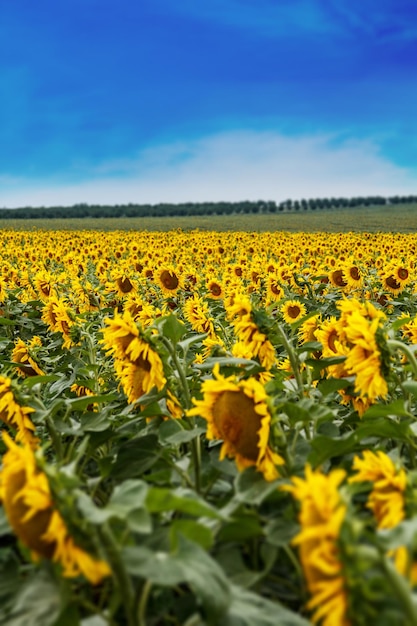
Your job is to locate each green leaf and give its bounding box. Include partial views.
[21,374,60,388]
[317,377,351,396]
[355,418,412,441]
[265,518,299,547]
[146,486,228,520]
[219,584,310,626]
[77,480,151,530]
[112,434,160,479]
[80,411,111,432]
[65,393,118,410]
[217,515,263,543]
[195,357,259,370]
[170,520,214,550]
[362,399,412,419]
[159,420,205,445]
[123,535,230,620]
[156,314,187,344]
[53,604,80,626]
[234,468,281,505]
[2,570,62,626]
[402,381,417,396]
[0,317,15,326]
[309,432,357,466]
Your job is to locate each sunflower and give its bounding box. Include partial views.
[101,310,142,362]
[381,269,403,296]
[281,300,307,324]
[0,433,110,584]
[41,297,75,349]
[343,263,362,289]
[0,376,37,446]
[189,366,283,481]
[329,268,348,289]
[114,355,166,404]
[183,295,216,338]
[33,270,56,301]
[206,279,224,300]
[298,314,320,344]
[232,315,276,371]
[343,311,388,402]
[157,266,182,296]
[112,270,136,298]
[266,276,284,302]
[102,311,166,404]
[349,450,406,530]
[282,465,350,626]
[381,264,411,296]
[12,337,45,377]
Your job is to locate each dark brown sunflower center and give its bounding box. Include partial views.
[212,390,261,461]
[386,275,401,290]
[210,283,222,296]
[132,354,152,371]
[161,270,179,290]
[349,267,360,281]
[287,305,301,319]
[331,270,347,287]
[118,277,134,293]
[4,468,55,558]
[327,329,338,353]
[398,268,408,280]
[40,282,51,296]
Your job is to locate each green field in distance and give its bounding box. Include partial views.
[0,202,416,232]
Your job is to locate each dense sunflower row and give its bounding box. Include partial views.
[1,228,417,625]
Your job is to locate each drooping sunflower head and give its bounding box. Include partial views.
[281,299,307,324]
[381,264,406,296]
[329,268,348,289]
[101,310,140,361]
[0,433,110,584]
[112,270,136,298]
[12,336,45,378]
[189,366,283,481]
[266,276,284,302]
[298,314,320,344]
[34,270,55,301]
[0,376,37,446]
[157,266,182,296]
[343,263,363,289]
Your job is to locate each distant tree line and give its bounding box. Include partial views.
[0,195,416,219]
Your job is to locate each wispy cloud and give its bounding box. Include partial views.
[1,130,416,208]
[152,0,417,41]
[151,0,335,37]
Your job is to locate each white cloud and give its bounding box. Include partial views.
[1,130,416,208]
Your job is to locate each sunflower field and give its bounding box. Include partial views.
[2,228,417,625]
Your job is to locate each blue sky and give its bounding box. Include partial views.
[1,0,416,207]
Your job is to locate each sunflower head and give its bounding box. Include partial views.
[157,266,182,296]
[189,366,283,481]
[0,433,110,584]
[281,300,307,324]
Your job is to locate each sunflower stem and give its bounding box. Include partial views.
[45,414,64,461]
[137,579,152,626]
[158,335,201,491]
[387,339,417,379]
[99,523,136,626]
[191,435,202,493]
[381,554,417,625]
[276,324,304,400]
